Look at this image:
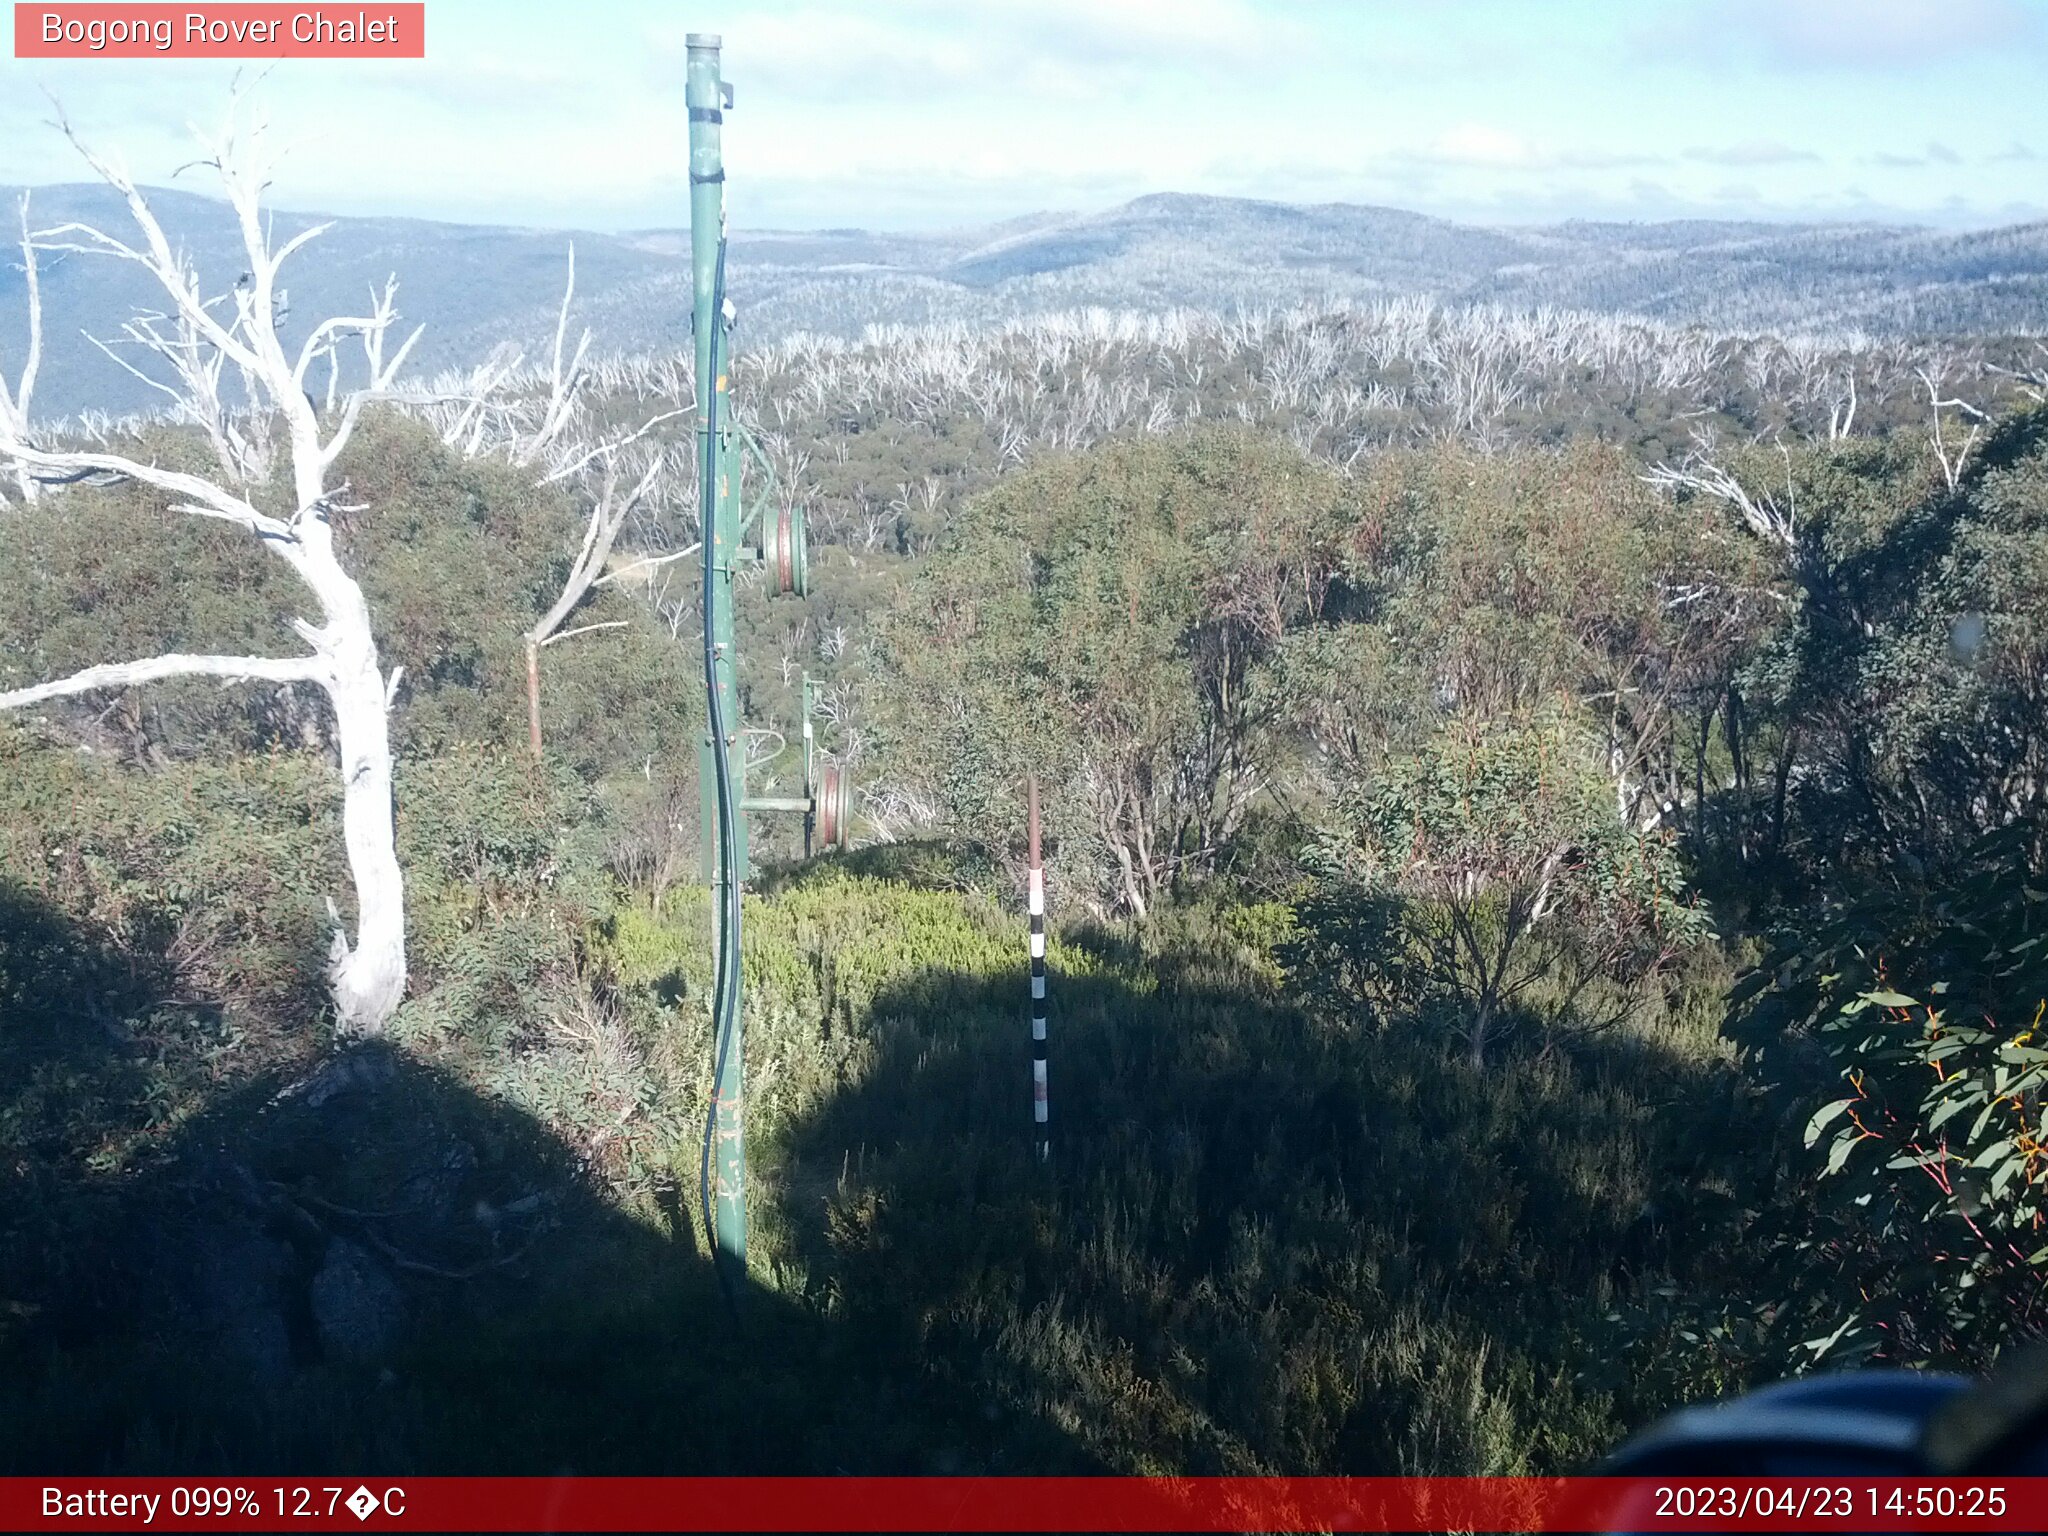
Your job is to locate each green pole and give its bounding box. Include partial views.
[688,31,746,1272]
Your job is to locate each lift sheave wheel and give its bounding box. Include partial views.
[766,502,808,597]
[814,763,853,852]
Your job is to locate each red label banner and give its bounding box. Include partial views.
[13,4,425,58]
[4,1476,2047,1531]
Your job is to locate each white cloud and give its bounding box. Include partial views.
[1423,123,1537,168]
[651,0,1308,103]
[1396,125,1660,172]
[1653,0,2039,69]
[1684,140,1822,166]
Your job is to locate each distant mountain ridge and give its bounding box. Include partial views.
[2,184,2043,420]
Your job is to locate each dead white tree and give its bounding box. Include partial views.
[1918,364,1989,494]
[515,247,594,470]
[0,105,418,1036]
[0,193,41,502]
[506,252,689,761]
[521,443,670,759]
[1989,342,2048,405]
[1643,428,1799,550]
[1825,368,1857,442]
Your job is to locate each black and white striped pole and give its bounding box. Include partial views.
[1028,775,1049,1162]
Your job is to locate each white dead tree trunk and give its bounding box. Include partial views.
[1643,428,1798,550]
[1824,368,1857,442]
[0,106,418,1036]
[516,246,593,470]
[1917,364,1989,494]
[522,445,669,759]
[0,193,42,502]
[1990,343,2048,405]
[509,251,687,761]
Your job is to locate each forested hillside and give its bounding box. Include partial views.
[4,150,2048,1478]
[5,181,2045,420]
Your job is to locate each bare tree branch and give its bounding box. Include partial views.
[1919,364,1988,493]
[0,650,324,709]
[1643,428,1797,548]
[541,620,629,649]
[537,405,688,486]
[521,446,667,758]
[0,441,282,533]
[0,193,41,501]
[595,542,701,588]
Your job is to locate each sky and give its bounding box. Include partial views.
[1,0,2044,233]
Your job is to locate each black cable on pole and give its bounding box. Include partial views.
[698,233,743,1308]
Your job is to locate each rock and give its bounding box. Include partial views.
[119,1201,299,1386]
[183,1223,297,1385]
[309,1239,405,1363]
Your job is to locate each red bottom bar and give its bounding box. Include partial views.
[6,1476,2046,1532]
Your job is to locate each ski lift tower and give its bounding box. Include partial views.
[687,33,853,1278]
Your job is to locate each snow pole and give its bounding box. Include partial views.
[1028,775,1049,1162]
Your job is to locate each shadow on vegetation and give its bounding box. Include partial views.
[764,941,1764,1476]
[0,872,1076,1475]
[3,873,1761,1476]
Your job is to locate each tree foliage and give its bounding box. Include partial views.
[1731,825,2048,1368]
[874,428,1348,914]
[1303,716,1706,1062]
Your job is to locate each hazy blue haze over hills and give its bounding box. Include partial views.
[2,184,2044,420]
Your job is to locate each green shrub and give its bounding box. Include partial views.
[0,731,336,1171]
[1296,715,1709,1062]
[1729,821,2048,1370]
